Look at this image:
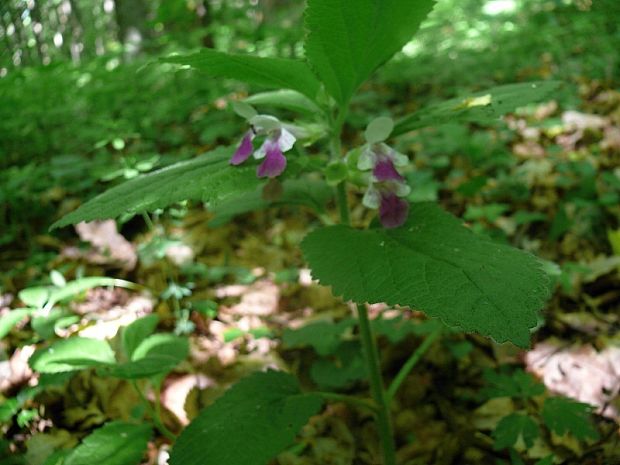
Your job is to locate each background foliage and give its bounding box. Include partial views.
[1,1,619,464]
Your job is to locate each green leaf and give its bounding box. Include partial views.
[19,278,136,310]
[170,371,323,465]
[64,421,151,465]
[310,342,366,389]
[49,271,66,288]
[244,90,322,115]
[208,179,332,227]
[231,101,257,120]
[0,398,20,423]
[161,49,321,100]
[324,161,349,186]
[393,81,562,135]
[304,0,436,105]
[51,147,260,229]
[105,356,177,379]
[542,397,599,441]
[375,316,414,343]
[18,287,50,309]
[108,333,188,379]
[0,308,33,339]
[282,319,355,356]
[25,432,73,465]
[492,413,540,450]
[301,203,549,347]
[365,116,394,144]
[31,309,74,340]
[122,315,159,359]
[29,337,116,373]
[481,369,546,399]
[41,450,71,465]
[132,333,189,361]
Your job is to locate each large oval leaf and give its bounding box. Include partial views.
[170,371,323,465]
[301,203,550,347]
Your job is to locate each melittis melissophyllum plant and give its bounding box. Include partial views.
[50,1,563,464]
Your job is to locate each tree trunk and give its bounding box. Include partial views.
[198,0,214,48]
[113,0,151,56]
[8,2,33,66]
[0,11,14,66]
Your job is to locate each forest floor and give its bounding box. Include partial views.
[1,79,620,465]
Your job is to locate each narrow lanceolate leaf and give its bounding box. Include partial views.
[393,81,563,135]
[170,371,323,465]
[301,203,549,347]
[161,49,321,100]
[244,90,322,116]
[51,147,259,229]
[304,0,436,105]
[29,337,116,373]
[64,421,152,465]
[19,277,136,310]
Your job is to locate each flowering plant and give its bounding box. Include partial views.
[51,1,561,464]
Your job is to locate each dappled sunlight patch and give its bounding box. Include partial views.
[525,341,620,420]
[0,345,35,394]
[163,243,195,267]
[217,279,280,317]
[74,220,137,270]
[73,290,153,340]
[161,374,214,426]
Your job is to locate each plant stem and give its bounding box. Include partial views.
[357,304,397,465]
[336,182,350,225]
[315,391,379,414]
[329,107,351,226]
[386,325,442,402]
[329,107,347,161]
[131,381,176,442]
[328,106,394,462]
[141,211,155,231]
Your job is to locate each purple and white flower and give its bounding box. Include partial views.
[358,142,410,229]
[230,113,297,179]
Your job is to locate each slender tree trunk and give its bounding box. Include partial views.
[113,0,151,56]
[0,11,14,66]
[67,0,85,62]
[198,0,214,48]
[8,2,32,66]
[50,4,72,61]
[29,0,45,63]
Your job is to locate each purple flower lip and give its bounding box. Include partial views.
[257,139,287,178]
[230,131,254,165]
[373,158,404,182]
[379,193,409,229]
[228,116,296,178]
